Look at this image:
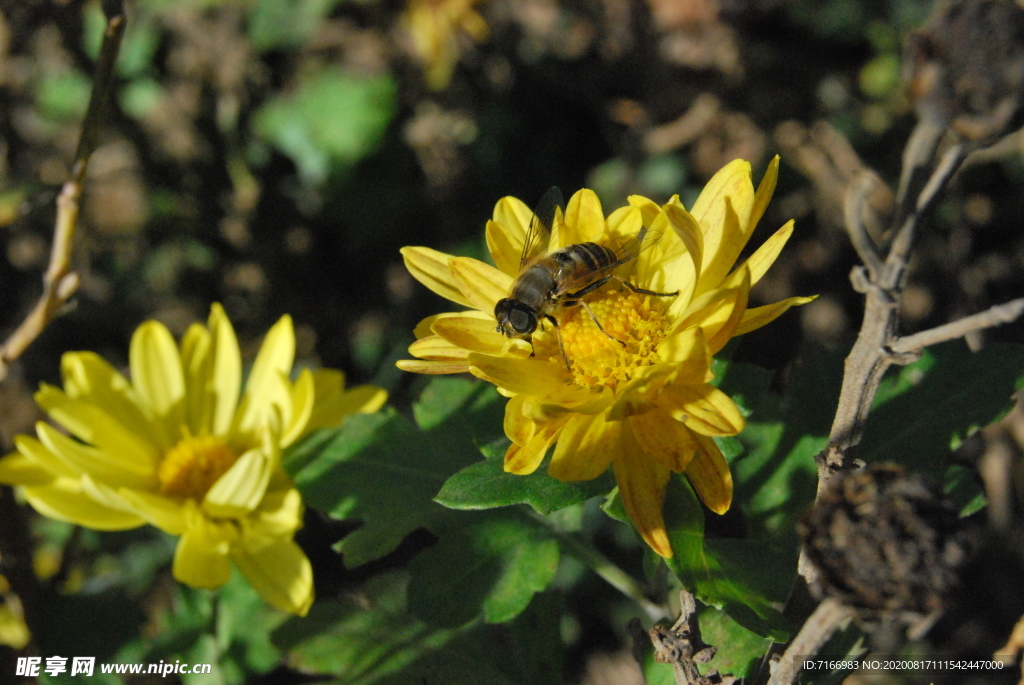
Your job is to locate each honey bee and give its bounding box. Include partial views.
[494,187,678,369]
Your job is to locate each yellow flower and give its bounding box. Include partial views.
[397,158,815,557]
[402,0,489,90]
[0,304,386,615]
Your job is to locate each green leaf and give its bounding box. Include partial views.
[285,378,505,565]
[253,68,395,183]
[696,604,774,678]
[862,341,1024,475]
[247,0,342,51]
[436,454,616,515]
[406,511,560,627]
[272,571,458,680]
[661,477,792,641]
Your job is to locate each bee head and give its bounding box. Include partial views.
[494,298,538,337]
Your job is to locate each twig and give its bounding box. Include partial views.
[891,297,1024,354]
[767,598,857,685]
[843,173,884,279]
[0,0,126,381]
[647,590,734,685]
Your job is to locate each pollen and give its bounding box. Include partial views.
[158,434,239,500]
[556,287,672,389]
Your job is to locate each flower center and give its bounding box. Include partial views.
[158,435,239,500]
[554,287,672,389]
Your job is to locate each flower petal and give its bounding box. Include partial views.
[704,267,750,355]
[281,368,315,447]
[401,246,473,308]
[469,354,589,404]
[173,512,234,589]
[503,416,567,475]
[36,422,154,489]
[613,426,672,558]
[561,189,604,247]
[687,434,733,514]
[238,315,295,435]
[11,434,79,479]
[628,409,698,472]
[130,320,185,423]
[751,155,780,232]
[117,489,186,534]
[492,195,533,241]
[448,257,513,313]
[304,369,388,432]
[206,303,243,436]
[655,383,745,436]
[408,335,471,360]
[486,219,523,277]
[396,359,471,374]
[504,394,536,447]
[34,385,160,467]
[727,220,793,289]
[203,447,272,518]
[0,451,55,486]
[61,352,160,447]
[23,481,146,530]
[548,411,615,481]
[232,538,313,616]
[431,314,507,355]
[735,295,817,336]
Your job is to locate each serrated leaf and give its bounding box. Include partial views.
[436,455,616,515]
[285,378,505,565]
[407,511,559,627]
[862,341,1024,475]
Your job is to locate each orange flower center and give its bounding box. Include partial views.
[158,435,238,499]
[555,288,672,389]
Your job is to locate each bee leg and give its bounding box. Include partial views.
[565,276,613,301]
[579,300,626,348]
[615,276,678,297]
[544,314,571,373]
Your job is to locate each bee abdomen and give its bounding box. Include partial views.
[564,242,616,270]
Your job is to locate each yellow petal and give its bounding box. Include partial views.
[654,328,711,381]
[751,155,780,232]
[486,219,524,277]
[12,434,79,479]
[662,203,703,308]
[656,383,745,436]
[735,295,817,336]
[690,158,752,226]
[561,189,604,247]
[248,487,304,540]
[281,368,315,447]
[34,385,160,467]
[232,539,313,616]
[305,370,387,432]
[686,434,733,514]
[696,197,747,297]
[23,481,146,530]
[130,320,185,422]
[0,451,54,486]
[627,194,661,227]
[408,335,471,360]
[61,352,160,447]
[206,303,243,436]
[704,267,750,355]
[431,314,507,355]
[116,489,186,534]
[396,359,471,374]
[36,422,154,490]
[727,220,793,289]
[173,515,233,589]
[503,416,567,475]
[612,426,672,558]
[605,205,642,243]
[548,411,615,481]
[238,315,294,434]
[492,195,533,241]
[504,394,536,447]
[469,354,586,404]
[448,257,513,313]
[628,409,698,472]
[181,323,213,434]
[203,448,272,518]
[401,246,473,308]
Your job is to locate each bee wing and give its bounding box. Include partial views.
[614,227,663,263]
[520,186,565,271]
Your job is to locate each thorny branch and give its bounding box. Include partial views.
[0,0,126,381]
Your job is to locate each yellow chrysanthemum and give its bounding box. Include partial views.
[398,158,815,557]
[402,0,489,90]
[0,304,386,615]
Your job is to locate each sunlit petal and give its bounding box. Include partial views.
[613,426,672,557]
[401,246,473,308]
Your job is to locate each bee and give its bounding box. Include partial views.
[494,187,678,369]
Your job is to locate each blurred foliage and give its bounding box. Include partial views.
[3,0,1024,682]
